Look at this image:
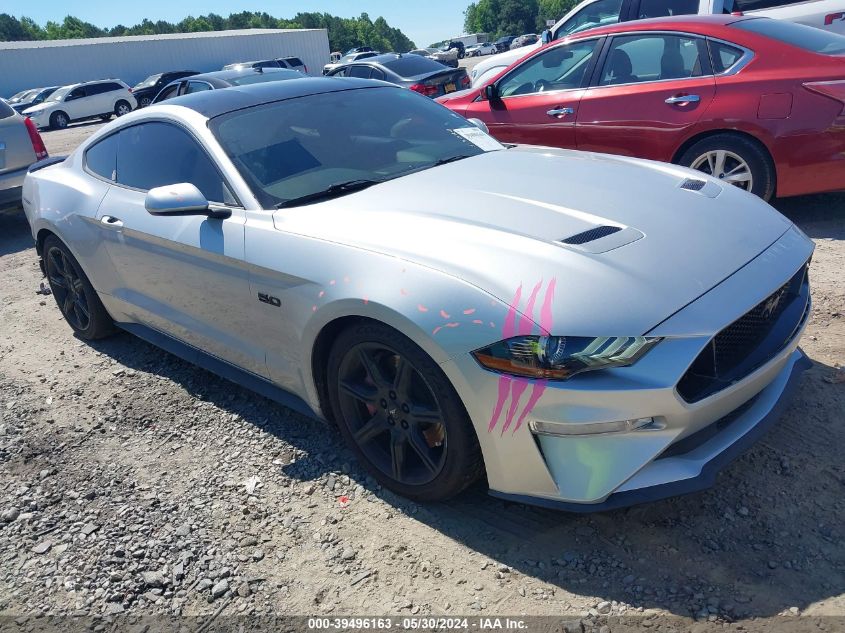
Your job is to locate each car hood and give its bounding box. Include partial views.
[22,103,52,115]
[272,147,793,335]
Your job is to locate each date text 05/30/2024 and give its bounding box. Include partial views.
[307,617,528,630]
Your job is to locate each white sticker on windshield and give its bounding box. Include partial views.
[452,127,503,152]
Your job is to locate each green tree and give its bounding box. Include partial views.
[537,0,578,28]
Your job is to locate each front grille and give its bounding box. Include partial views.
[561,225,622,245]
[677,263,810,403]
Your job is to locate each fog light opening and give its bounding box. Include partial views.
[529,417,656,437]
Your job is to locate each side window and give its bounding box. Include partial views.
[116,122,226,203]
[185,81,212,94]
[498,39,600,97]
[637,0,699,18]
[66,87,86,101]
[556,0,623,37]
[731,0,803,10]
[85,133,119,181]
[708,40,744,73]
[85,84,104,96]
[600,34,704,86]
[370,68,386,81]
[105,82,123,92]
[155,84,180,102]
[332,67,349,77]
[347,65,373,78]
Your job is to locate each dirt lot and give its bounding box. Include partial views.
[0,122,843,628]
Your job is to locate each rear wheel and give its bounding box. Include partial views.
[678,133,775,201]
[43,235,115,340]
[49,111,69,130]
[327,321,483,501]
[139,96,152,108]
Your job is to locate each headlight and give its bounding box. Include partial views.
[472,335,661,380]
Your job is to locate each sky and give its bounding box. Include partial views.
[13,1,470,48]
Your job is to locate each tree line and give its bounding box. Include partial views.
[464,0,580,37]
[0,11,416,53]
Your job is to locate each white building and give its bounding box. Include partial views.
[448,33,489,46]
[0,28,331,98]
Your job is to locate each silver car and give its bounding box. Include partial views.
[22,79,813,510]
[1,99,48,209]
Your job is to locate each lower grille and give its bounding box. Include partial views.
[677,263,810,403]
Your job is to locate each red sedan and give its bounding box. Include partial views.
[438,16,845,200]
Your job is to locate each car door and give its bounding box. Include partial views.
[91,121,265,376]
[80,83,107,118]
[575,32,716,161]
[462,38,603,147]
[62,86,87,120]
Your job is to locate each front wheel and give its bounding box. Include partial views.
[49,111,69,130]
[43,235,116,340]
[677,134,775,201]
[327,322,483,501]
[115,100,132,117]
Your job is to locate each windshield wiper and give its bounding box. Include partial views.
[430,154,473,167]
[274,179,383,209]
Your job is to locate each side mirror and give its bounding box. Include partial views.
[484,83,501,103]
[145,183,231,219]
[467,118,489,135]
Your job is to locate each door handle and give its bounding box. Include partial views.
[547,107,574,117]
[665,94,701,105]
[100,215,123,229]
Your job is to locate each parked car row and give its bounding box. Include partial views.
[325,53,470,98]
[151,67,305,104]
[440,16,845,200]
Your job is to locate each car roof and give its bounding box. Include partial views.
[567,13,749,38]
[189,67,300,82]
[164,77,392,118]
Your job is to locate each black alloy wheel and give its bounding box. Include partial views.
[327,322,483,501]
[46,244,91,332]
[337,342,447,486]
[42,235,115,340]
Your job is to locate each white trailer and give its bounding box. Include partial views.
[0,28,330,98]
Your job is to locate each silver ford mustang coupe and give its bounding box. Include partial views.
[22,78,813,511]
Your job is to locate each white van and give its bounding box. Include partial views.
[23,80,136,130]
[471,0,845,85]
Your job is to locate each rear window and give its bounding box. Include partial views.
[0,99,14,120]
[382,55,445,77]
[282,57,304,66]
[733,18,845,54]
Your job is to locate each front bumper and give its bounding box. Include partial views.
[441,226,815,510]
[491,349,811,512]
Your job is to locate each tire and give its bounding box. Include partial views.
[114,100,132,117]
[327,321,484,502]
[49,111,69,130]
[99,114,112,122]
[139,96,152,108]
[677,133,775,201]
[42,235,116,340]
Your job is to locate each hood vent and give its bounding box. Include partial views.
[561,225,622,245]
[680,178,707,191]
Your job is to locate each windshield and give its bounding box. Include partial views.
[134,74,163,89]
[47,86,73,102]
[211,87,503,208]
[9,89,35,103]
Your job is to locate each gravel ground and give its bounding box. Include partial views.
[0,123,842,629]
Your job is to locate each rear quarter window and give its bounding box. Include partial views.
[733,18,845,54]
[85,133,119,181]
[709,40,745,73]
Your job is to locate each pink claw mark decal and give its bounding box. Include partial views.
[418,304,429,313]
[318,290,325,298]
[487,278,557,435]
[440,309,451,319]
[463,308,476,315]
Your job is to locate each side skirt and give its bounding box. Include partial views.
[117,322,319,420]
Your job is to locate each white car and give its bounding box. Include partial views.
[465,43,497,57]
[471,0,845,85]
[23,80,136,130]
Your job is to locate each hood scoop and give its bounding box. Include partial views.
[679,177,723,198]
[562,225,622,245]
[559,225,644,254]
